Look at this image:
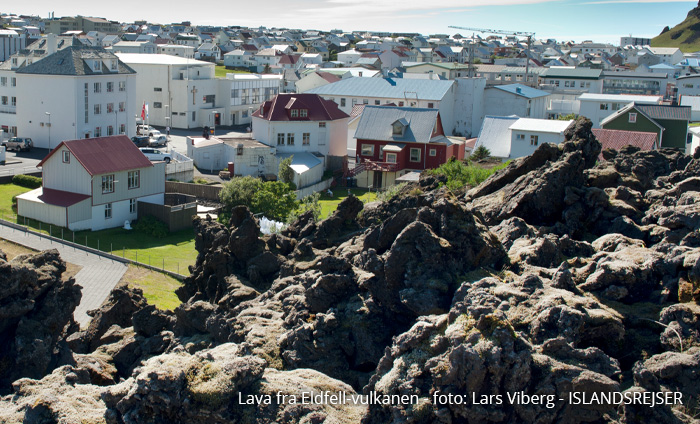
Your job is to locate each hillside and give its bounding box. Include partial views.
[651,2,700,52]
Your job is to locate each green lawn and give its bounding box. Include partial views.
[215,65,252,78]
[121,265,182,311]
[318,187,377,219]
[0,183,33,217]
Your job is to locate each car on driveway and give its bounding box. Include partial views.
[1,137,34,152]
[149,135,168,147]
[137,125,162,138]
[131,136,150,147]
[139,147,172,163]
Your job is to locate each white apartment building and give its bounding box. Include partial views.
[578,93,662,127]
[117,53,282,129]
[5,37,136,148]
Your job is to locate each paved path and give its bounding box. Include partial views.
[0,224,127,326]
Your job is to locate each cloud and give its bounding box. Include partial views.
[582,0,694,4]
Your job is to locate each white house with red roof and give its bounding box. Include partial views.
[17,135,165,231]
[252,93,349,188]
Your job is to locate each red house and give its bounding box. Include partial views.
[353,106,465,189]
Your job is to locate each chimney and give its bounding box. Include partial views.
[47,33,58,55]
[516,86,522,94]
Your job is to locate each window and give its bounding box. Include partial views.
[361,144,374,156]
[192,111,196,121]
[363,99,369,105]
[154,87,163,92]
[629,112,637,123]
[11,97,16,107]
[392,122,404,136]
[291,109,298,118]
[318,122,326,128]
[128,170,140,189]
[277,133,285,145]
[107,103,114,113]
[119,81,126,92]
[107,82,114,92]
[94,61,102,71]
[62,151,70,163]
[516,134,525,140]
[375,100,381,105]
[410,148,421,162]
[303,133,310,145]
[386,153,397,163]
[287,133,295,145]
[102,175,114,193]
[398,101,404,107]
[129,199,137,214]
[154,102,162,108]
[95,126,102,137]
[299,109,308,118]
[428,103,434,108]
[237,145,243,155]
[11,77,16,87]
[119,101,125,112]
[204,94,215,104]
[530,135,539,146]
[0,77,5,86]
[94,104,101,114]
[429,148,437,156]
[684,84,694,88]
[612,103,621,111]
[94,82,101,93]
[599,103,609,110]
[554,80,560,87]
[119,124,126,134]
[105,203,112,219]
[1,96,6,106]
[107,126,114,136]
[340,98,346,107]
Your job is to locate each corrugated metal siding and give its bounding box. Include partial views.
[67,198,92,224]
[42,147,92,194]
[17,198,66,227]
[91,162,165,206]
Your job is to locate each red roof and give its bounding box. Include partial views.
[38,135,154,176]
[316,71,341,83]
[253,93,349,122]
[279,54,300,65]
[38,188,91,207]
[592,129,657,158]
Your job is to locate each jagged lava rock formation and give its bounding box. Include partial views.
[1,117,700,423]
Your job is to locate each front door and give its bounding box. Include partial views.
[373,171,383,189]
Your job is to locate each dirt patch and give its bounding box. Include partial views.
[0,239,82,281]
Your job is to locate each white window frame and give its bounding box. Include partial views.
[105,203,112,219]
[386,152,397,163]
[410,148,421,162]
[102,174,114,193]
[629,112,637,123]
[361,144,374,156]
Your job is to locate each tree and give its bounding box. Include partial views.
[558,113,578,121]
[470,145,491,162]
[218,176,299,224]
[278,156,295,186]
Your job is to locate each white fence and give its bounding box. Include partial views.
[296,179,332,200]
[166,151,194,174]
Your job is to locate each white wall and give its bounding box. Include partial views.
[453,77,486,138]
[509,130,566,159]
[17,73,136,148]
[252,117,349,160]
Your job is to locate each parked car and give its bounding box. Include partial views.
[136,125,162,138]
[139,147,172,163]
[131,136,150,147]
[149,135,168,147]
[1,137,33,152]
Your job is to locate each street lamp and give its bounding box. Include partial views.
[211,110,218,136]
[45,112,51,149]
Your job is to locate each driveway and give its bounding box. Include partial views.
[0,222,127,327]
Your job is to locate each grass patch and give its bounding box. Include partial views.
[651,13,700,52]
[318,187,377,219]
[0,238,82,281]
[0,183,33,217]
[215,65,252,78]
[120,265,182,311]
[429,159,509,190]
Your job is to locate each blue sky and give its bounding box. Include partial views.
[10,0,698,44]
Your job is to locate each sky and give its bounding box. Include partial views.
[5,0,699,44]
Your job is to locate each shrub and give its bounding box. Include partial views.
[12,174,42,189]
[430,159,508,190]
[219,176,299,224]
[134,215,169,238]
[470,146,491,162]
[376,183,407,202]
